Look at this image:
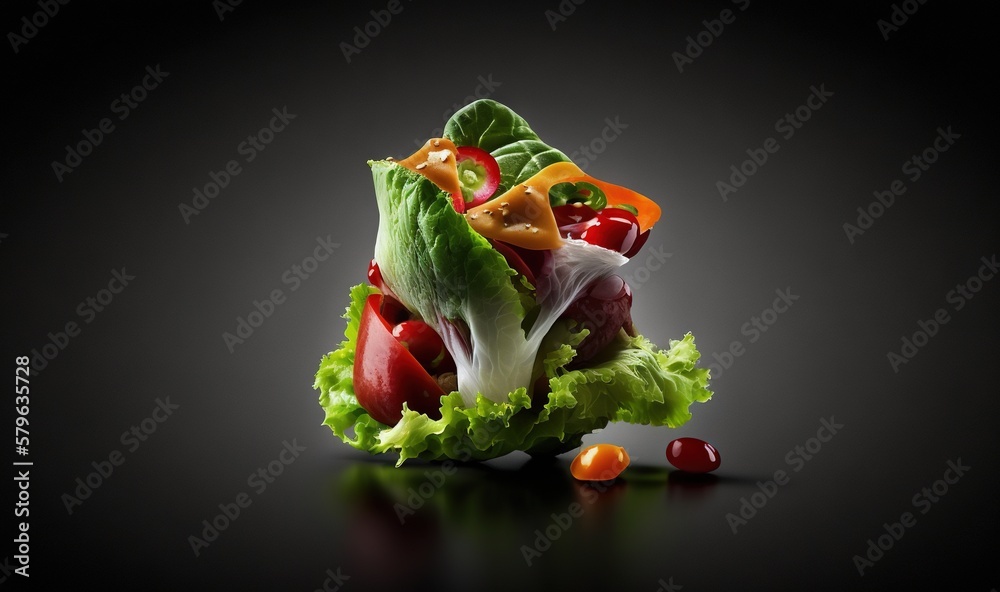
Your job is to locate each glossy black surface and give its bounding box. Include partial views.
[4,1,997,590]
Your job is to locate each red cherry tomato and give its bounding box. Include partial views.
[570,444,631,481]
[552,203,599,227]
[353,294,445,426]
[622,229,650,259]
[556,206,645,258]
[579,208,641,256]
[455,146,500,209]
[666,437,721,473]
[392,320,455,374]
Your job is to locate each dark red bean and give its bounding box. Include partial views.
[666,437,721,473]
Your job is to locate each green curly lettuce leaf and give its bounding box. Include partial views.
[315,284,712,466]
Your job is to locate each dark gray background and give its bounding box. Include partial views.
[3,1,997,590]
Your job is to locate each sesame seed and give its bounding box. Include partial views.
[428,149,451,163]
[524,223,531,228]
[532,228,539,233]
[433,140,440,146]
[415,163,427,170]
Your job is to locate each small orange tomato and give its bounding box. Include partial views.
[570,444,630,481]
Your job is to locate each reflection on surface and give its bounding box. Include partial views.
[666,470,720,500]
[332,457,719,589]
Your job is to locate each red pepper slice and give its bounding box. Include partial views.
[455,146,500,208]
[392,320,456,374]
[354,294,445,426]
[563,174,661,233]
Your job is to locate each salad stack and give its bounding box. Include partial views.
[315,100,712,465]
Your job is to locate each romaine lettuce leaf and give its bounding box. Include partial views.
[372,160,631,406]
[371,160,534,406]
